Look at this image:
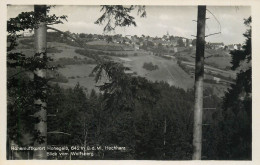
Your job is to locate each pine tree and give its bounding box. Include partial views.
[218,16,252,160]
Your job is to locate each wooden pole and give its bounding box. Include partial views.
[192,5,206,160]
[33,5,47,159]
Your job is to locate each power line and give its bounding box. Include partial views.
[206,9,222,37]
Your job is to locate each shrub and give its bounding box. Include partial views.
[143,62,159,71]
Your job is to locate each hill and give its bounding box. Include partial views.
[14,38,235,97]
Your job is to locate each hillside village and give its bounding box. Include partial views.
[17,29,239,97]
[23,29,243,52]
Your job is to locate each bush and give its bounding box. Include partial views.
[69,76,75,79]
[75,49,128,58]
[143,62,159,71]
[177,60,193,74]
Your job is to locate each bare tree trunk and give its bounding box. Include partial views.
[33,5,47,160]
[192,5,206,160]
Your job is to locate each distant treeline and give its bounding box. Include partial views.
[85,44,124,51]
[75,49,128,57]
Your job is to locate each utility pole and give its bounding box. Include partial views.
[192,5,206,160]
[33,5,47,159]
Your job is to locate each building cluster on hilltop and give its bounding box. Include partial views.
[22,29,242,51]
[206,42,242,51]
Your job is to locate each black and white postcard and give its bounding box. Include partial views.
[1,0,260,165]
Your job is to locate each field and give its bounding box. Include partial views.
[58,64,107,92]
[119,54,194,89]
[174,47,232,70]
[117,54,230,96]
[14,38,235,97]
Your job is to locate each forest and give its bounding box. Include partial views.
[6,5,251,160]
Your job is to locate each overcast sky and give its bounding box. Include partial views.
[7,5,251,45]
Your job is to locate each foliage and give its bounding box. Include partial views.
[177,38,185,47]
[202,16,252,160]
[230,17,251,70]
[92,60,159,112]
[142,62,159,71]
[7,5,252,161]
[7,5,67,148]
[95,5,146,32]
[44,81,199,160]
[220,17,252,160]
[75,49,128,57]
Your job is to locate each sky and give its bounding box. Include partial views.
[7,5,251,45]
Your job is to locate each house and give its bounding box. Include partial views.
[227,44,241,50]
[169,39,178,47]
[210,42,225,49]
[125,35,132,40]
[182,38,187,46]
[153,39,168,47]
[213,77,221,83]
[234,44,242,50]
[187,39,193,47]
[134,44,139,50]
[93,34,98,40]
[131,36,139,43]
[23,29,34,37]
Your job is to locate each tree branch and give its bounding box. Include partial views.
[8,69,30,79]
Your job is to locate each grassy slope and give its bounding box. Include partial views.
[175,47,232,70]
[121,54,194,90]
[15,38,234,96]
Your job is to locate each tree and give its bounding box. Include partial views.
[218,16,252,160]
[95,5,146,32]
[192,6,206,160]
[192,39,197,46]
[177,38,185,47]
[79,33,86,38]
[147,41,154,47]
[106,36,113,43]
[33,5,48,159]
[87,33,93,39]
[7,5,67,159]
